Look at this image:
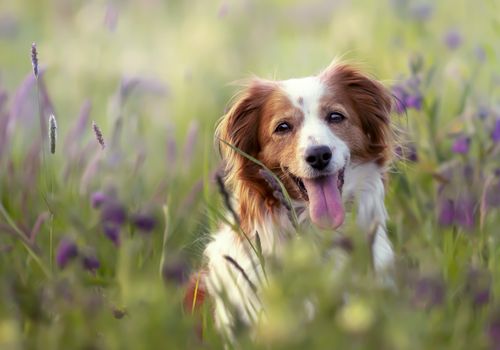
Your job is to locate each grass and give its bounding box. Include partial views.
[0,0,500,349]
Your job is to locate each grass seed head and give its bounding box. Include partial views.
[31,42,38,78]
[49,114,57,154]
[92,120,106,149]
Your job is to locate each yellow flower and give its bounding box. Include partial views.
[336,298,374,334]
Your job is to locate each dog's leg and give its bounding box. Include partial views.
[204,228,265,340]
[355,172,395,274]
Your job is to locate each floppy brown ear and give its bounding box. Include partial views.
[322,64,394,165]
[215,79,278,230]
[216,79,275,184]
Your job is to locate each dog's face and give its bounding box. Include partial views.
[218,63,393,230]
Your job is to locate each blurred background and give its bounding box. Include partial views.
[0,0,500,349]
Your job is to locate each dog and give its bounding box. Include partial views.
[187,61,395,340]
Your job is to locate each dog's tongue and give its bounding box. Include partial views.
[302,174,344,229]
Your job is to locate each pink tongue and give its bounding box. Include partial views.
[302,174,344,229]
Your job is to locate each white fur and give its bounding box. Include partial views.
[343,162,394,272]
[297,115,350,177]
[281,76,324,111]
[204,211,293,340]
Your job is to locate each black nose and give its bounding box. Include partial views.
[305,146,332,170]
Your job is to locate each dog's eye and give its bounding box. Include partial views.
[327,112,346,124]
[274,122,292,134]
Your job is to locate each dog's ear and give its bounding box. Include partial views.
[216,79,275,181]
[322,64,394,165]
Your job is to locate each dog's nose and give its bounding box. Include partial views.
[305,146,332,170]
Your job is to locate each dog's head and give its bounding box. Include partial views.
[217,63,393,231]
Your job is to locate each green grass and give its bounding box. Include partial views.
[0,0,500,349]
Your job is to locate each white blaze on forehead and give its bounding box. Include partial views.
[280,75,349,176]
[280,76,329,147]
[280,76,324,112]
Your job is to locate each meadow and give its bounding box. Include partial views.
[0,0,500,349]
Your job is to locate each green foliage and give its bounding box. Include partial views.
[0,0,499,349]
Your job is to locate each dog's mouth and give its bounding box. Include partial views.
[288,168,345,230]
[290,168,345,201]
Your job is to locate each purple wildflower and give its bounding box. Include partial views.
[409,3,433,21]
[103,223,120,246]
[183,120,199,164]
[162,258,190,285]
[463,164,474,180]
[406,75,421,90]
[394,99,406,114]
[90,191,109,208]
[56,238,78,269]
[104,4,119,32]
[391,81,422,114]
[454,195,476,230]
[0,90,8,157]
[217,2,229,18]
[486,177,500,208]
[437,197,454,226]
[395,145,403,157]
[64,100,91,155]
[474,289,491,306]
[100,201,127,226]
[488,311,500,350]
[81,251,100,272]
[396,144,418,162]
[451,136,470,154]
[491,118,500,143]
[22,140,42,191]
[29,211,50,244]
[478,105,489,120]
[166,135,177,166]
[0,90,9,111]
[466,268,491,306]
[404,94,422,110]
[119,77,140,101]
[407,145,419,162]
[444,29,462,50]
[474,45,486,62]
[392,85,408,114]
[412,276,445,309]
[178,179,204,214]
[9,68,54,134]
[130,213,156,233]
[80,152,101,193]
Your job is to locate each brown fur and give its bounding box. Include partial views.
[215,79,280,233]
[320,64,394,166]
[256,89,305,202]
